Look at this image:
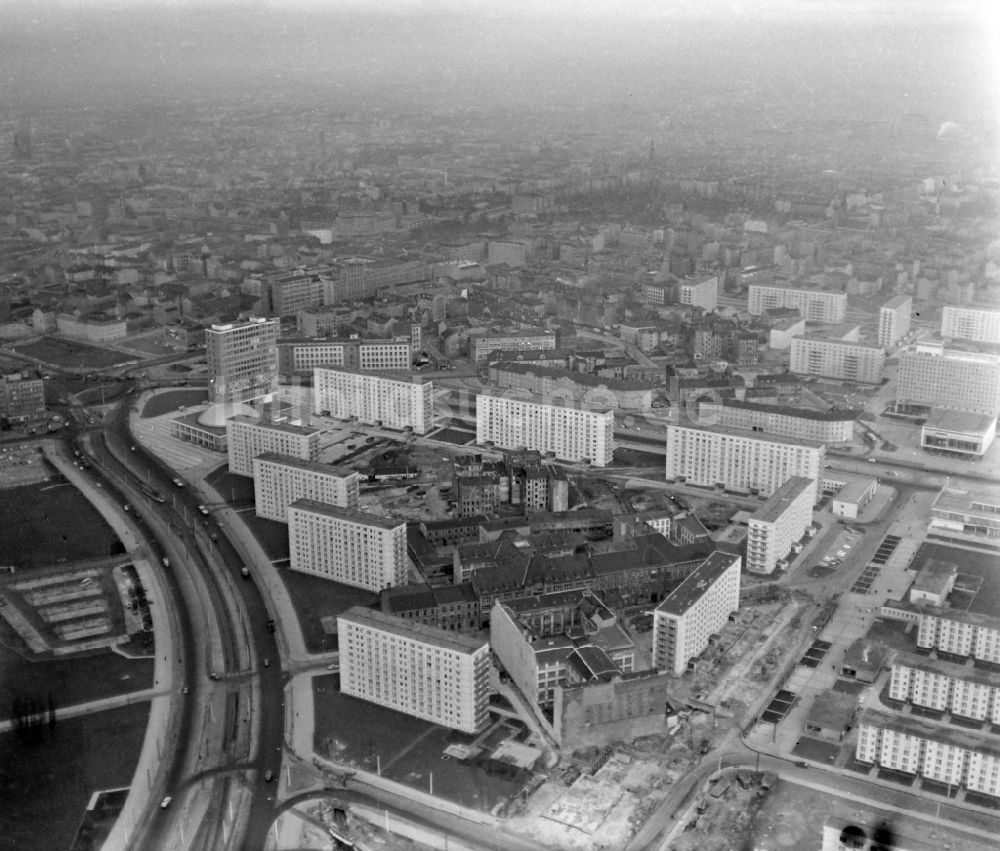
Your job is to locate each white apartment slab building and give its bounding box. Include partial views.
[856,709,1000,798]
[226,415,321,477]
[287,499,407,591]
[313,366,432,433]
[896,343,1000,415]
[878,294,912,349]
[280,338,412,374]
[652,551,741,676]
[790,336,885,384]
[476,394,615,466]
[696,399,855,445]
[678,275,719,312]
[747,284,847,324]
[664,423,824,500]
[206,317,280,405]
[253,453,360,522]
[941,305,1000,346]
[890,652,1000,724]
[903,603,1000,665]
[338,606,490,734]
[746,476,814,574]
[470,330,557,365]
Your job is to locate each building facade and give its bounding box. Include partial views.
[252,453,360,521]
[941,306,1000,346]
[205,317,280,405]
[0,372,45,423]
[279,338,412,374]
[56,313,127,342]
[338,606,490,733]
[914,606,1000,665]
[678,275,719,312]
[313,366,432,433]
[287,499,407,591]
[747,285,847,324]
[896,343,1000,415]
[789,336,886,384]
[470,330,557,365]
[226,415,321,477]
[746,476,814,574]
[664,423,824,499]
[476,394,615,466]
[855,709,1000,798]
[890,653,1000,724]
[878,294,912,349]
[652,552,741,676]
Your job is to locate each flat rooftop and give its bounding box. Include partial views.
[932,485,1000,515]
[655,551,737,617]
[255,452,356,477]
[834,476,876,505]
[228,415,320,437]
[750,476,814,523]
[882,294,912,310]
[338,605,488,654]
[893,651,1000,689]
[923,409,998,435]
[313,365,428,385]
[288,498,404,530]
[666,421,825,449]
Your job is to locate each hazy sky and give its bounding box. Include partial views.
[1,1,995,117]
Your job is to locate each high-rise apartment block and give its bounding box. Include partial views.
[476,394,615,466]
[941,305,1000,346]
[878,294,912,349]
[313,367,432,433]
[664,423,824,499]
[746,476,814,574]
[678,275,719,312]
[652,552,741,676]
[470,330,557,365]
[747,285,846,324]
[338,607,490,734]
[226,415,321,477]
[696,399,855,445]
[896,343,1000,414]
[279,338,412,374]
[287,499,407,591]
[789,336,886,384]
[252,453,360,522]
[206,317,280,405]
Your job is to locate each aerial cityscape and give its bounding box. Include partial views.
[1,2,999,850]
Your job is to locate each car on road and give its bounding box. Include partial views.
[172,477,185,487]
[197,505,209,515]
[266,619,276,633]
[160,797,172,809]
[209,672,220,681]
[795,761,809,769]
[263,658,270,668]
[264,770,274,782]
[162,558,170,567]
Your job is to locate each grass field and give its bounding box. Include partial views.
[313,677,521,811]
[279,570,377,653]
[0,638,155,721]
[0,703,149,851]
[14,338,128,369]
[141,389,208,419]
[0,481,119,569]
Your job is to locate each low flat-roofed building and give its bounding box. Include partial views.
[831,476,878,519]
[909,559,957,606]
[929,484,1000,548]
[920,409,997,458]
[804,690,857,741]
[839,638,889,683]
